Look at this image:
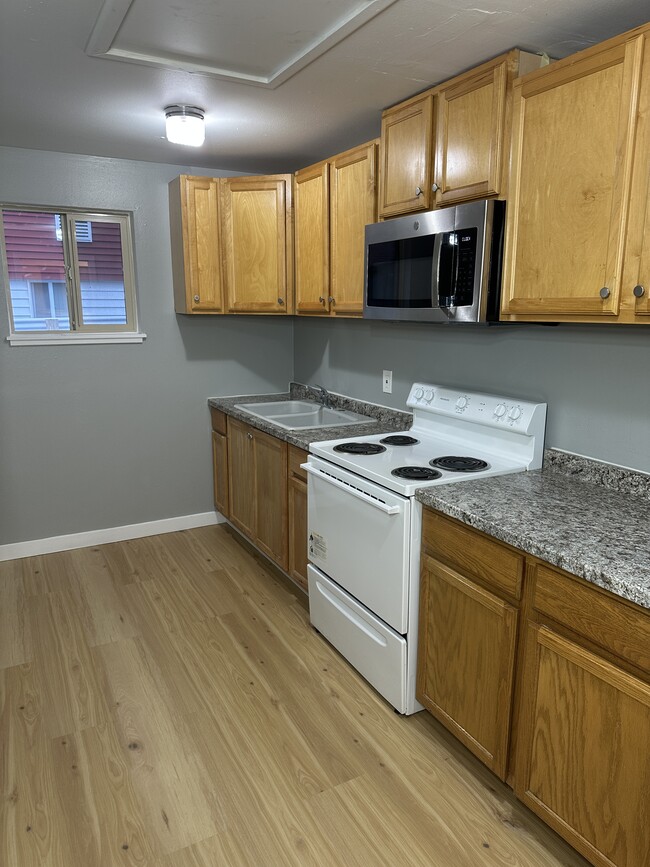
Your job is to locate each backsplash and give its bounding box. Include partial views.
[545,448,650,502]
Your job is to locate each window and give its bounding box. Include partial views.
[1,206,144,345]
[54,214,92,243]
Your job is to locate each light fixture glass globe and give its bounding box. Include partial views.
[164,106,205,147]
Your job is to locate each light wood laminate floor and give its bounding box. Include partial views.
[1,524,590,866]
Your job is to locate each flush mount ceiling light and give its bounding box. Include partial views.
[164,105,205,147]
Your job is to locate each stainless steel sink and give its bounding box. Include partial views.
[235,400,374,430]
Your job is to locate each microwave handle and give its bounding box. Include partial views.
[431,232,444,308]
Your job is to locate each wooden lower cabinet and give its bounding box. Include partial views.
[287,446,308,591]
[516,623,650,867]
[226,418,288,571]
[418,508,650,867]
[253,428,288,570]
[210,408,229,517]
[417,553,518,779]
[211,413,308,585]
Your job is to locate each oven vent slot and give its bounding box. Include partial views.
[318,468,390,506]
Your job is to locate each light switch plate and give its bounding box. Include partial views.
[383,370,392,393]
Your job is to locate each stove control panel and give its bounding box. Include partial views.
[406,382,546,434]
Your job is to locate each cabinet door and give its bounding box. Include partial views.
[516,624,650,867]
[434,56,509,206]
[221,175,292,314]
[417,554,518,780]
[211,430,229,517]
[227,419,256,540]
[169,175,223,313]
[288,447,308,591]
[626,33,650,320]
[378,93,434,217]
[253,430,288,571]
[294,162,330,315]
[330,141,377,316]
[501,37,644,321]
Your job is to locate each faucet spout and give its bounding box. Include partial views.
[310,383,332,408]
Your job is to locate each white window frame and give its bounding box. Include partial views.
[28,279,68,320]
[1,204,146,346]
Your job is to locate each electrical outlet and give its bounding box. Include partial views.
[382,370,393,394]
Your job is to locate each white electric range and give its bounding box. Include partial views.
[303,383,547,714]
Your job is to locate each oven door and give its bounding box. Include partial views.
[303,456,411,634]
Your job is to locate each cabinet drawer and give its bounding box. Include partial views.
[532,562,650,673]
[209,407,227,435]
[288,445,308,482]
[422,510,524,599]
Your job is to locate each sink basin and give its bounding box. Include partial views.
[236,400,318,417]
[235,400,374,430]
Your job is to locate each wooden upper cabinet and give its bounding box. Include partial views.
[378,93,434,217]
[433,51,521,206]
[330,141,377,316]
[221,174,293,314]
[625,31,650,321]
[501,29,648,322]
[295,140,378,317]
[169,175,224,314]
[294,161,330,315]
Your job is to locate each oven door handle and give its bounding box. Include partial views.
[301,464,402,515]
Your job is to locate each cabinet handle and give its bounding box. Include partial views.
[328,296,335,305]
[247,432,253,440]
[278,297,284,305]
[599,287,610,299]
[633,284,645,298]
[431,183,439,193]
[415,186,423,197]
[319,296,326,304]
[193,294,200,302]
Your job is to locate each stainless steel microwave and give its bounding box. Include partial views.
[363,199,505,323]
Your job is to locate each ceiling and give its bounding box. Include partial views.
[1,0,648,174]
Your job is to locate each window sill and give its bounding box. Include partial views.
[6,331,147,346]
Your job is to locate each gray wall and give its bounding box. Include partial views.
[293,318,650,473]
[0,147,293,545]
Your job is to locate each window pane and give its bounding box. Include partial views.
[76,219,127,325]
[4,210,71,331]
[31,281,52,317]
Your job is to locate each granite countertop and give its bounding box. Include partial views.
[208,382,411,450]
[416,450,650,610]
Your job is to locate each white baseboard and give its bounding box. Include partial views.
[0,511,226,562]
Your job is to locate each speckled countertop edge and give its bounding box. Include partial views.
[208,383,412,450]
[416,459,650,610]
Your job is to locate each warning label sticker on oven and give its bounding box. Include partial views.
[309,532,326,560]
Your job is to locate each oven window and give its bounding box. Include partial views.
[367,236,435,307]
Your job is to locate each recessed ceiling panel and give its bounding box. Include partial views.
[86,0,399,86]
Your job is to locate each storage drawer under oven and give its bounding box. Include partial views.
[308,565,408,713]
[304,457,411,634]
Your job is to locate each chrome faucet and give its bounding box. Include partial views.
[310,383,332,408]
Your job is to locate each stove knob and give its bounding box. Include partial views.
[508,405,522,421]
[414,387,424,400]
[456,396,468,410]
[424,389,434,402]
[494,403,507,419]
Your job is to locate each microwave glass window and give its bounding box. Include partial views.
[367,236,435,307]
